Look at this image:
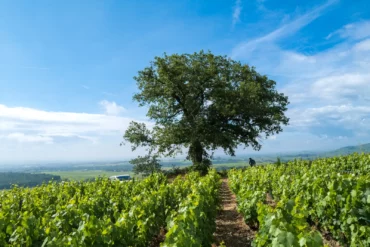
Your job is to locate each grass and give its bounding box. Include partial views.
[42,170,137,181]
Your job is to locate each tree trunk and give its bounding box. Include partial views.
[189,140,203,165]
[188,141,212,175]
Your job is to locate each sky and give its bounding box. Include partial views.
[0,0,370,164]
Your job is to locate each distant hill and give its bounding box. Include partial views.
[247,143,370,163]
[324,143,370,157]
[0,172,61,189]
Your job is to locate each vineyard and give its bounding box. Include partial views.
[0,170,220,247]
[1,153,369,246]
[229,153,370,246]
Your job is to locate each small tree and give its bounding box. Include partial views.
[124,50,289,172]
[129,154,161,175]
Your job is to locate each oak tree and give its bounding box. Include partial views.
[124,51,289,172]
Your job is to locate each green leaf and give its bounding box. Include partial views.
[299,237,306,246]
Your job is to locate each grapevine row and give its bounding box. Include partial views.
[229,153,370,246]
[0,170,221,247]
[162,169,221,247]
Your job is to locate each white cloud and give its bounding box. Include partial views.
[277,40,370,106]
[230,2,370,148]
[267,135,277,140]
[288,105,370,130]
[354,39,370,51]
[326,20,370,40]
[231,0,338,58]
[311,73,370,102]
[99,100,126,116]
[1,133,53,144]
[0,104,146,144]
[0,104,153,163]
[0,104,125,126]
[232,0,242,27]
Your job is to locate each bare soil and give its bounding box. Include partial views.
[149,227,167,247]
[213,179,256,247]
[265,192,276,208]
[311,226,342,247]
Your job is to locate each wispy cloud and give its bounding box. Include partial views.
[229,0,370,147]
[99,100,126,116]
[0,103,142,145]
[288,105,370,131]
[0,133,53,144]
[264,28,370,138]
[231,0,338,58]
[232,0,242,28]
[0,104,152,163]
[326,20,370,40]
[82,85,90,90]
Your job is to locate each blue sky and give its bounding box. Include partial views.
[0,0,370,164]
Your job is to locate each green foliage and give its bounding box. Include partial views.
[0,174,169,247]
[229,153,370,246]
[275,157,282,166]
[161,169,221,247]
[219,241,227,247]
[124,50,289,170]
[253,199,323,247]
[0,169,221,246]
[122,121,154,151]
[129,154,161,175]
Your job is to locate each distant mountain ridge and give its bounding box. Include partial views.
[247,143,370,163]
[324,143,370,157]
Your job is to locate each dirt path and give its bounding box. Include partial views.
[213,179,255,247]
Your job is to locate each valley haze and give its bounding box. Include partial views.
[1,143,369,172]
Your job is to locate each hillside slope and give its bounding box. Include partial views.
[324,143,370,156]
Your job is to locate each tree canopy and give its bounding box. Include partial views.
[124,50,289,172]
[129,154,161,175]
